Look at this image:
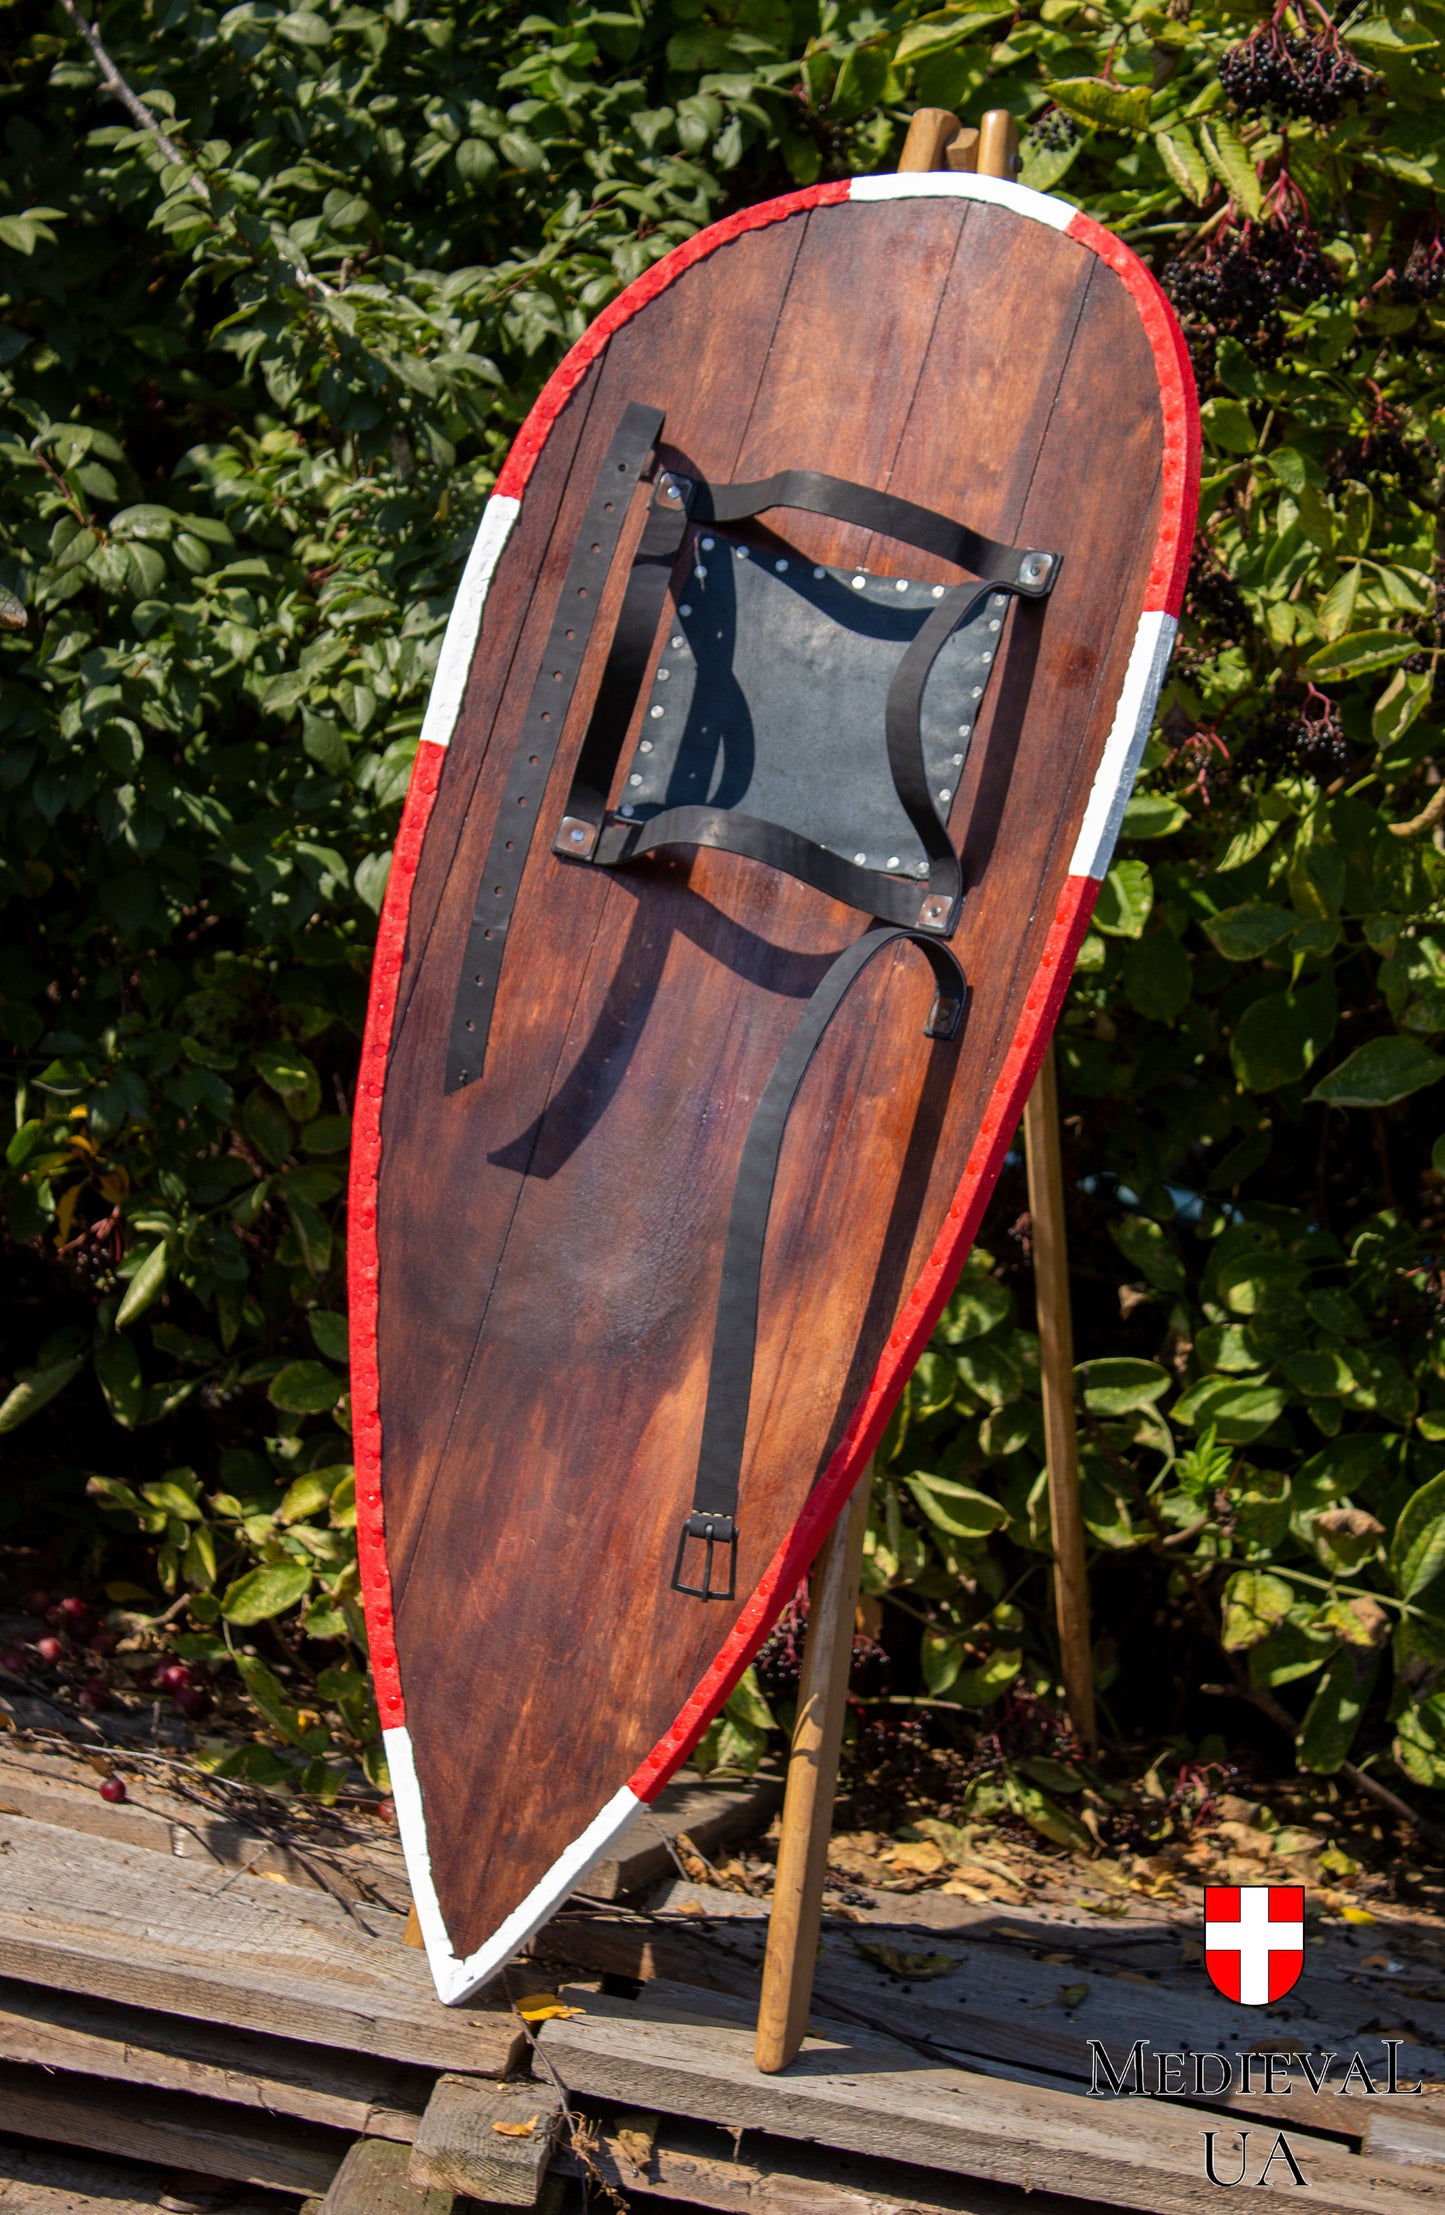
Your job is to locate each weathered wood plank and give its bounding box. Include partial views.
[582,1772,782,1900]
[0,1976,430,2139]
[552,2109,1128,2215]
[0,1814,521,2074]
[1362,2111,1445,2173]
[0,2059,345,2195]
[539,1982,1434,2215]
[407,2074,562,2202]
[0,1743,411,1909]
[0,2140,284,2215]
[321,2138,455,2214]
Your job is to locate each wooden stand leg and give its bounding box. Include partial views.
[754,1463,872,2074]
[1021,1041,1096,1752]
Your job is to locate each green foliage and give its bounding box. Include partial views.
[5,0,1445,1802]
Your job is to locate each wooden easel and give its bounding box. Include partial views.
[754,113,1095,2075]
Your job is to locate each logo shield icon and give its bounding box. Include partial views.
[1204,1884,1305,2004]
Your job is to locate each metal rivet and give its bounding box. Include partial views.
[671,635,684,649]
[736,545,750,560]
[981,651,992,664]
[989,619,1001,631]
[854,852,867,865]
[569,828,586,844]
[656,667,669,681]
[895,579,908,593]
[640,740,653,753]
[813,566,825,579]
[958,725,972,738]
[775,558,788,572]
[887,856,900,869]
[650,706,664,719]
[701,537,715,550]
[851,576,866,591]
[939,789,952,802]
[931,585,945,598]
[917,861,928,875]
[679,604,692,616]
[1019,552,1050,587]
[971,687,982,699]
[992,595,1007,609]
[629,774,643,786]
[620,804,635,816]
[952,752,964,766]
[694,565,708,579]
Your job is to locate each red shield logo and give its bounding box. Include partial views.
[1204,1885,1304,2004]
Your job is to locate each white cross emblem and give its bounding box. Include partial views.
[1204,1884,1305,2005]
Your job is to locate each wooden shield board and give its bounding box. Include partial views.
[349,171,1199,2004]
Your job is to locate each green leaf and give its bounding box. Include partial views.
[1110,1214,1185,1293]
[309,1310,349,1363]
[1309,1036,1445,1108]
[286,1195,333,1279]
[254,1047,321,1122]
[268,1360,344,1414]
[1220,1568,1295,1649]
[0,1353,84,1432]
[222,1561,314,1625]
[951,1647,1023,1706]
[1231,978,1336,1093]
[1204,904,1296,961]
[937,1278,1010,1344]
[1198,117,1262,218]
[1173,1375,1287,1443]
[1307,629,1415,678]
[1043,76,1152,134]
[1297,1649,1375,1773]
[277,1472,336,1524]
[905,1471,1008,1539]
[1078,1358,1172,1414]
[1392,1472,1445,1599]
[1092,859,1153,939]
[95,1332,144,1428]
[1153,125,1210,205]
[1122,931,1191,1020]
[115,1242,168,1329]
[1122,792,1188,839]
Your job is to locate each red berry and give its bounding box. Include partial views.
[79,1678,111,1711]
[57,1597,91,1637]
[375,1797,396,1824]
[25,1588,51,1618]
[158,1662,192,1695]
[35,1636,63,1665]
[99,1776,126,1803]
[173,1685,208,1719]
[0,1644,28,1675]
[86,1626,118,1656]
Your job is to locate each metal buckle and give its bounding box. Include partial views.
[671,1511,738,1601]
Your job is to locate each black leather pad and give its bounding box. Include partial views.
[617,530,1010,879]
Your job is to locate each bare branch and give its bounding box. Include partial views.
[1387,779,1445,840]
[53,0,205,191]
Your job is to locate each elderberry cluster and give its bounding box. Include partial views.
[1393,233,1445,305]
[1245,690,1348,779]
[1217,21,1373,124]
[1028,106,1081,151]
[1185,550,1249,643]
[1163,220,1338,374]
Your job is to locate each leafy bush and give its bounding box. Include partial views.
[3,0,1445,1808]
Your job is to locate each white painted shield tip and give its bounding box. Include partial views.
[850,171,1076,233]
[383,1727,641,2006]
[1067,611,1179,882]
[417,494,521,752]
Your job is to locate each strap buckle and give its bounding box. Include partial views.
[671,1511,738,1601]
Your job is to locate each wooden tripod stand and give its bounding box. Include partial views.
[753,110,1096,2074]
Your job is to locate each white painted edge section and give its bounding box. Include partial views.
[850,170,1075,233]
[417,494,521,751]
[1067,611,1179,882]
[383,1725,642,2005]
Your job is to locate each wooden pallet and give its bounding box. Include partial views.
[1,1743,1443,2214]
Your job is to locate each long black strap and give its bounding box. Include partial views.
[672,924,967,1601]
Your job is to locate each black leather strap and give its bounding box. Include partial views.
[446,402,665,1093]
[695,470,1057,598]
[672,923,967,1601]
